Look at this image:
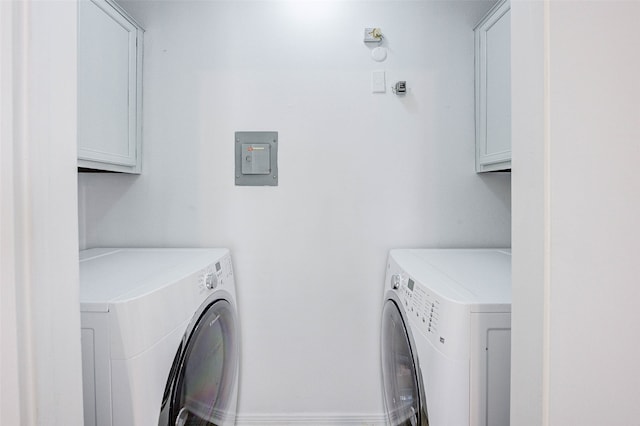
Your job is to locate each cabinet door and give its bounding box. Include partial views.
[78,0,142,173]
[475,0,511,173]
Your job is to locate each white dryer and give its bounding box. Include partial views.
[381,249,511,426]
[79,248,239,426]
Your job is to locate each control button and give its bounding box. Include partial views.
[391,274,401,290]
[205,272,218,289]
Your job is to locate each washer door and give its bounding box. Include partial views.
[159,298,239,426]
[381,298,427,426]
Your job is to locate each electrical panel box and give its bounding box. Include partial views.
[235,131,278,186]
[241,144,271,175]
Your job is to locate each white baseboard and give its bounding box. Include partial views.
[235,412,387,425]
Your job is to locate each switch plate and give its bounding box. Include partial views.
[372,70,386,93]
[235,131,278,186]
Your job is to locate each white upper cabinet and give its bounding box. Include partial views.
[78,0,143,173]
[475,0,511,173]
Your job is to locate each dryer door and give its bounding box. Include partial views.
[381,298,427,426]
[159,298,239,426]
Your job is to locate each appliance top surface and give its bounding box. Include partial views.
[390,248,511,305]
[79,248,229,305]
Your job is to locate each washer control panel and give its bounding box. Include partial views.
[411,278,441,336]
[386,255,470,359]
[199,254,234,292]
[204,269,218,289]
[393,273,442,339]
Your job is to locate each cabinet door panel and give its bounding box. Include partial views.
[78,0,141,172]
[485,10,511,157]
[475,0,511,173]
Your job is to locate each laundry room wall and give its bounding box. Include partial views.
[77,0,508,422]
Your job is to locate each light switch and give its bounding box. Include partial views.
[372,70,386,93]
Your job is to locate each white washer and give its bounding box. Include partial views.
[381,249,511,426]
[80,248,239,426]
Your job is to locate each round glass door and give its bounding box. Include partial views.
[381,299,425,426]
[171,299,238,426]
